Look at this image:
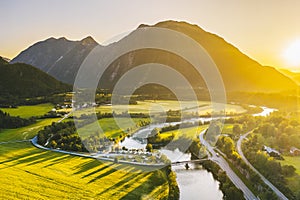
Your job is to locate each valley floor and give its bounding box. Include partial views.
[0,142,169,200]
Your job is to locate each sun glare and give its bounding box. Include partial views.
[283,39,300,68]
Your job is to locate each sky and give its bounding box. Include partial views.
[1,0,300,70]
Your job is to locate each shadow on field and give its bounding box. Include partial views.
[73,159,106,175]
[97,172,148,196]
[0,142,168,199]
[0,142,71,169]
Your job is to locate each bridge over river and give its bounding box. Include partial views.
[171,158,209,165]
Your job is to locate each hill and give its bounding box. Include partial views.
[11,36,98,84]
[11,21,298,93]
[0,57,70,98]
[278,68,300,85]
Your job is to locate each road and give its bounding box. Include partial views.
[57,111,72,123]
[237,132,289,200]
[31,136,166,167]
[199,130,258,200]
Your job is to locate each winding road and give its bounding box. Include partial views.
[199,130,258,200]
[237,132,289,200]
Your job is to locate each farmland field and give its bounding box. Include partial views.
[77,117,150,139]
[96,100,247,115]
[0,116,169,200]
[159,125,207,140]
[62,100,247,117]
[1,103,54,118]
[0,142,169,200]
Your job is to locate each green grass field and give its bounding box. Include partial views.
[159,125,207,140]
[278,156,300,194]
[63,100,246,117]
[78,118,150,139]
[279,156,300,175]
[95,100,246,115]
[221,124,234,135]
[1,103,54,118]
[0,118,58,142]
[0,142,169,200]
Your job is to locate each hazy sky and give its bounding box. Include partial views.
[1,0,300,70]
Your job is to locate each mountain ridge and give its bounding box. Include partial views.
[10,20,298,93]
[11,36,98,84]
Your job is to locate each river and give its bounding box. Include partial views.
[120,122,223,199]
[119,106,276,200]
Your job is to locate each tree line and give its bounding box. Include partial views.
[0,110,36,129]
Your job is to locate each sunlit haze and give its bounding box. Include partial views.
[283,40,300,69]
[1,0,300,70]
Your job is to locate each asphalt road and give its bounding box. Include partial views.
[199,130,258,200]
[237,132,289,200]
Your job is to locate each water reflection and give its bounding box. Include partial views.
[173,163,223,200]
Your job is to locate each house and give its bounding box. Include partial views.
[263,145,281,158]
[290,147,300,156]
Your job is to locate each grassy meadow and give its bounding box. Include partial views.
[278,156,300,195]
[0,118,58,142]
[61,100,247,117]
[1,103,53,118]
[280,156,300,175]
[96,100,246,115]
[159,125,207,140]
[77,117,150,139]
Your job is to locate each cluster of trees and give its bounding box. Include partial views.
[202,160,244,200]
[37,121,88,152]
[188,137,206,159]
[147,126,206,160]
[38,116,151,153]
[82,131,112,153]
[160,122,200,133]
[159,166,179,200]
[154,109,202,123]
[225,115,259,133]
[243,134,297,199]
[0,93,67,108]
[254,112,300,152]
[0,110,36,129]
[147,128,175,149]
[216,135,281,199]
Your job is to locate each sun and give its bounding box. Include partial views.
[283,40,300,68]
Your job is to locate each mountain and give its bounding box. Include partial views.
[11,36,98,84]
[0,57,70,98]
[0,56,10,63]
[146,21,298,92]
[277,68,300,85]
[11,21,298,93]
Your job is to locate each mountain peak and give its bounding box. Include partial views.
[58,37,67,40]
[138,20,206,32]
[81,36,98,45]
[0,56,10,64]
[0,57,7,65]
[44,36,70,43]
